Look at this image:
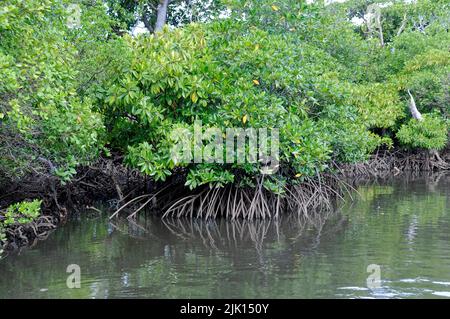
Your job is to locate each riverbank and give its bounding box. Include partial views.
[1,148,449,255]
[1,173,449,298]
[0,157,145,253]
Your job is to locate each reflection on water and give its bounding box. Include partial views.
[0,173,449,299]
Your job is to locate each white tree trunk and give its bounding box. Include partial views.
[407,90,423,121]
[154,0,169,32]
[376,13,385,47]
[397,14,408,36]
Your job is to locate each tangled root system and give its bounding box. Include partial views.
[112,174,350,220]
[339,149,449,178]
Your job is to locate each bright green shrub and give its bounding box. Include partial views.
[396,114,448,150]
[318,106,392,163]
[101,19,378,191]
[397,49,450,117]
[99,0,449,191]
[0,199,42,255]
[1,0,449,194]
[351,83,405,129]
[0,0,106,182]
[1,200,42,226]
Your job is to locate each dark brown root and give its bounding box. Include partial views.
[111,147,450,221]
[2,212,59,253]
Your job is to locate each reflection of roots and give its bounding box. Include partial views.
[112,174,347,220]
[162,217,310,252]
[111,210,348,255]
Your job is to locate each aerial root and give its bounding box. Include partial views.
[111,174,346,220]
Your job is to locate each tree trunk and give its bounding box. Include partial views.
[396,14,407,37]
[154,0,169,32]
[142,12,154,33]
[367,4,384,47]
[376,13,384,47]
[407,89,423,121]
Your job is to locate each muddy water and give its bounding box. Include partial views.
[0,173,449,298]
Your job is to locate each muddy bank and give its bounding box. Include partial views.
[0,157,147,253]
[1,148,449,255]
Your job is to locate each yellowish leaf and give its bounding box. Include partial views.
[271,5,279,11]
[242,114,248,124]
[253,79,260,85]
[295,173,302,178]
[0,113,4,119]
[191,92,198,103]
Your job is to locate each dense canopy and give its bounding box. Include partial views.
[1,0,449,192]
